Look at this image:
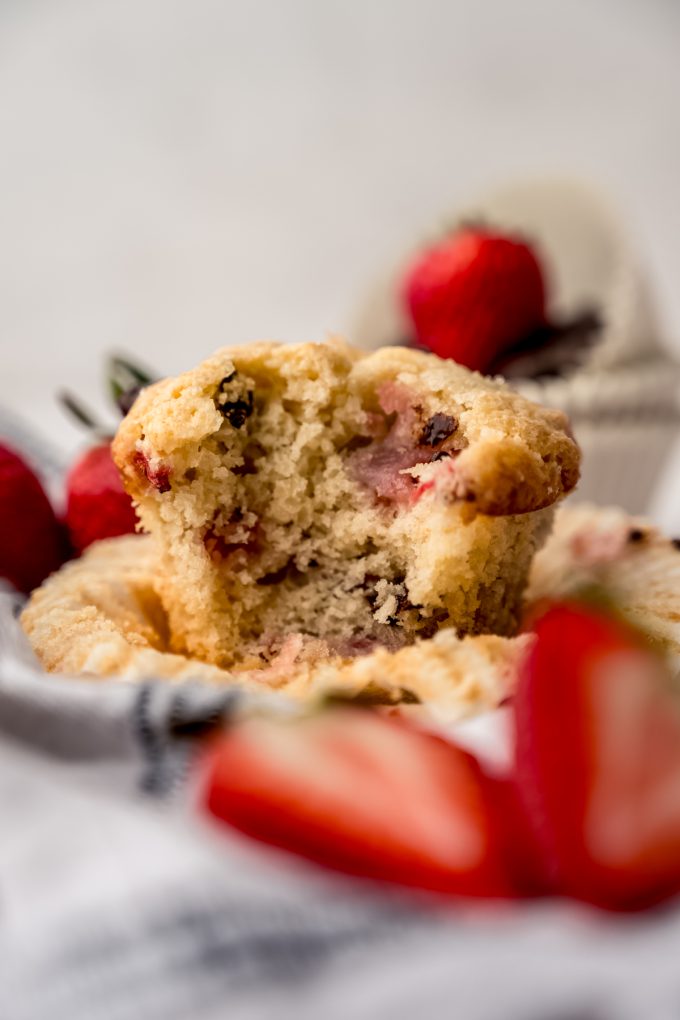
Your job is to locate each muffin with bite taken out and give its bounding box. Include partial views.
[110,339,579,671]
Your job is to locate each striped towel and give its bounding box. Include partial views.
[1,410,678,1020]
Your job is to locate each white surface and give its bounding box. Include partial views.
[1,0,679,517]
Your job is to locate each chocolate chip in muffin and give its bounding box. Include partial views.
[420,413,458,447]
[417,608,450,640]
[215,373,255,429]
[325,680,421,707]
[221,392,254,429]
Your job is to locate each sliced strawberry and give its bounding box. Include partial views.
[203,707,513,897]
[514,602,680,910]
[489,777,549,898]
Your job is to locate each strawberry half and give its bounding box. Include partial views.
[402,228,546,373]
[203,707,513,897]
[514,602,680,910]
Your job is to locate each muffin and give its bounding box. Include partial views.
[110,339,578,669]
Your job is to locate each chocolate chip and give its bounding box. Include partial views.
[397,687,421,705]
[672,538,680,551]
[221,392,254,428]
[325,681,421,708]
[343,434,373,453]
[420,413,457,447]
[417,608,449,639]
[231,460,257,476]
[215,374,254,428]
[257,562,292,586]
[628,528,646,543]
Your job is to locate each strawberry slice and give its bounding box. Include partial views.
[514,602,680,910]
[489,777,549,898]
[202,707,512,897]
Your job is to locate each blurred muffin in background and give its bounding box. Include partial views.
[352,178,680,514]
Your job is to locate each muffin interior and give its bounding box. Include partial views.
[139,364,470,664]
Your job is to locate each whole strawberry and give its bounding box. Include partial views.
[60,353,154,554]
[402,228,546,373]
[0,443,65,592]
[65,442,138,554]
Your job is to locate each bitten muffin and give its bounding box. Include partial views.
[111,339,579,669]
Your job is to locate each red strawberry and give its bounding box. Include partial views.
[514,601,680,910]
[402,228,546,373]
[489,777,549,898]
[65,442,138,554]
[203,707,512,897]
[0,443,65,593]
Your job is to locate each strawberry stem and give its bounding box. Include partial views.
[58,391,111,440]
[107,352,156,416]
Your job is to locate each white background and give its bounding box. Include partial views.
[1,0,679,508]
